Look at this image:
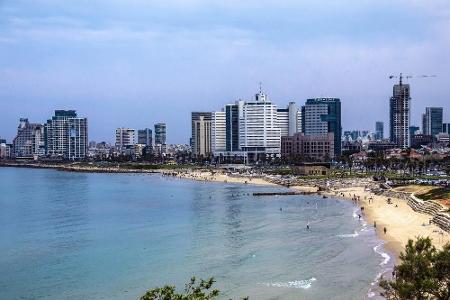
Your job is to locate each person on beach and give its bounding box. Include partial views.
[384,227,387,234]
[374,221,376,228]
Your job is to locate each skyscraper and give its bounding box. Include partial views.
[13,118,45,158]
[303,98,342,156]
[277,102,302,137]
[389,77,410,148]
[137,128,152,146]
[211,111,226,154]
[375,121,384,140]
[191,112,212,156]
[239,91,280,160]
[115,128,135,149]
[45,110,88,160]
[225,102,242,152]
[422,107,443,136]
[154,123,167,154]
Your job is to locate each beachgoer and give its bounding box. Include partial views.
[384,227,387,234]
[358,214,361,220]
[374,221,376,228]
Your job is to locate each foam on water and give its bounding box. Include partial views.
[373,244,391,266]
[336,230,359,238]
[367,243,394,298]
[262,277,317,289]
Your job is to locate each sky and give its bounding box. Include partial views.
[1,0,450,144]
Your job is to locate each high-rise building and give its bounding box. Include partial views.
[303,98,341,156]
[389,76,410,148]
[12,118,45,158]
[137,128,152,146]
[239,91,280,160]
[225,102,242,152]
[422,107,443,136]
[375,122,384,140]
[211,111,226,154]
[45,110,88,160]
[209,92,302,161]
[443,123,450,134]
[277,102,302,137]
[277,107,290,138]
[191,112,212,156]
[154,123,167,154]
[115,128,135,149]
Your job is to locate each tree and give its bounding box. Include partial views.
[140,277,249,300]
[380,237,450,300]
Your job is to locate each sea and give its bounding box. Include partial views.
[0,167,393,300]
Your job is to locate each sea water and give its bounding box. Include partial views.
[0,167,392,299]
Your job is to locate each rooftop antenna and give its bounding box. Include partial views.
[259,81,262,94]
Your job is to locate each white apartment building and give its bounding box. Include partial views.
[211,111,226,154]
[239,91,281,158]
[115,128,135,149]
[45,110,88,160]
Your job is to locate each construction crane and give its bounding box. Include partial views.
[389,73,437,84]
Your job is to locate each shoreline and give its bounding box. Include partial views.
[2,162,449,257]
[170,169,450,259]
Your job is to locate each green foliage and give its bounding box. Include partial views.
[140,277,249,300]
[416,187,450,201]
[380,237,450,300]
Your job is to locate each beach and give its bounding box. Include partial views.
[2,162,449,259]
[164,169,276,186]
[330,186,450,258]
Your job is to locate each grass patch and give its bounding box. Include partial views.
[416,187,450,201]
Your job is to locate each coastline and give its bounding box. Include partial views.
[2,163,449,299]
[170,169,450,259]
[2,162,448,258]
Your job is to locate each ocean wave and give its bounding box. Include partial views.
[367,243,394,298]
[373,244,391,266]
[261,277,317,289]
[336,231,359,238]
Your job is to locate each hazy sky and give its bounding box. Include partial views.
[1,0,449,143]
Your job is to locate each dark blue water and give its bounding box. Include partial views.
[0,167,388,299]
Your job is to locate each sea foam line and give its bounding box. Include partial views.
[336,230,359,238]
[261,277,317,289]
[373,244,391,266]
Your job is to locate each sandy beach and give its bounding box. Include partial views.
[4,162,449,259]
[326,186,450,258]
[165,170,276,186]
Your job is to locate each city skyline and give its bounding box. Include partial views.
[1,1,450,143]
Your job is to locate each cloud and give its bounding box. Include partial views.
[0,0,449,142]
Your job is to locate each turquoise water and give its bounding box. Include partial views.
[0,167,391,299]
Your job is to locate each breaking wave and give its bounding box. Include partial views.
[261,277,317,289]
